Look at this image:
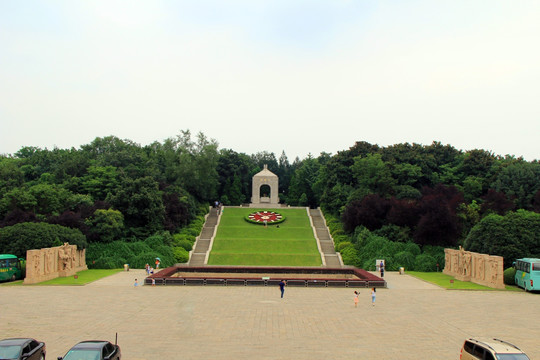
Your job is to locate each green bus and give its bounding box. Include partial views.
[0,254,24,282]
[514,258,540,292]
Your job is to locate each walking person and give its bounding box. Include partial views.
[379,261,385,278]
[354,291,359,308]
[279,280,286,298]
[371,288,376,306]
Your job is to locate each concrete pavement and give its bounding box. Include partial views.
[1,271,538,359]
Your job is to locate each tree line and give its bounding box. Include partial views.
[0,133,539,270]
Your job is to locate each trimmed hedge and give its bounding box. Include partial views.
[86,238,175,269]
[503,267,516,285]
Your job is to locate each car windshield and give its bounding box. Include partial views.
[0,345,22,359]
[496,354,530,360]
[63,349,101,360]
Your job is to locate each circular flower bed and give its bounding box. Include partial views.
[245,211,285,225]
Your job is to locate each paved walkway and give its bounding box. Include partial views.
[1,271,538,360]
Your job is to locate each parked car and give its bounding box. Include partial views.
[58,341,120,360]
[0,338,46,360]
[460,338,530,360]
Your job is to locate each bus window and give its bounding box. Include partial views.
[533,263,540,271]
[8,259,18,268]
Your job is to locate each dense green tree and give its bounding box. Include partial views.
[251,151,278,172]
[0,157,24,192]
[81,136,146,173]
[85,209,125,243]
[162,186,197,231]
[108,176,165,238]
[352,153,396,197]
[0,188,37,216]
[464,210,540,267]
[81,166,119,201]
[491,161,540,210]
[216,149,253,204]
[460,149,496,180]
[287,156,321,207]
[28,184,73,215]
[175,131,219,202]
[0,222,87,257]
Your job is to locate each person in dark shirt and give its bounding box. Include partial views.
[279,280,286,298]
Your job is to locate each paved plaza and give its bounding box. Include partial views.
[1,271,539,359]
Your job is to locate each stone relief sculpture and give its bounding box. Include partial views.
[443,247,504,289]
[24,243,87,284]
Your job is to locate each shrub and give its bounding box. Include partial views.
[176,239,193,252]
[422,245,446,270]
[92,256,124,269]
[336,241,353,252]
[144,235,165,248]
[414,254,438,272]
[394,251,416,271]
[362,258,377,271]
[374,224,412,243]
[503,267,516,285]
[173,246,189,263]
[87,239,175,269]
[333,234,349,245]
[172,233,188,245]
[340,246,360,267]
[404,242,421,256]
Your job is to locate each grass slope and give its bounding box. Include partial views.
[407,271,521,291]
[0,269,123,286]
[208,208,322,266]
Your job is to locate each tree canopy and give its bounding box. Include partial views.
[1,134,538,270]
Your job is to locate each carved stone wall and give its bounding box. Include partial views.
[24,243,87,284]
[443,247,504,289]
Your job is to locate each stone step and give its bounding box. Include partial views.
[307,208,342,267]
[200,228,215,238]
[189,253,206,266]
[315,231,330,238]
[324,256,342,267]
[193,239,210,253]
[320,243,336,253]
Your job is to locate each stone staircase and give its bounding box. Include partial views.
[188,207,219,266]
[309,208,342,267]
[188,206,341,268]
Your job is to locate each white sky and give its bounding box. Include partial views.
[1,1,539,161]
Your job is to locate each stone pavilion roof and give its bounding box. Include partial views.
[253,164,277,178]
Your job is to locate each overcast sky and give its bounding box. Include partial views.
[1,1,539,161]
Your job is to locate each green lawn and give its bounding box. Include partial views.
[407,271,521,291]
[208,208,321,266]
[0,269,123,286]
